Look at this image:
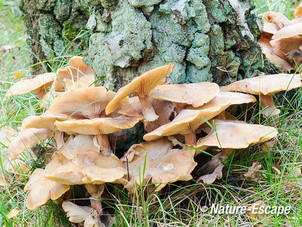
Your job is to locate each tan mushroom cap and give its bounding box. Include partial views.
[261,47,295,72]
[7,128,53,160]
[263,12,291,29]
[62,201,102,226]
[5,73,56,98]
[143,92,256,141]
[270,37,302,60]
[22,112,68,130]
[117,97,143,117]
[44,152,126,185]
[59,135,100,160]
[24,168,70,210]
[49,87,121,119]
[105,63,174,115]
[54,115,142,135]
[294,3,302,17]
[54,56,95,91]
[121,139,197,193]
[150,82,219,107]
[221,74,302,95]
[272,22,302,40]
[263,22,279,35]
[194,120,278,152]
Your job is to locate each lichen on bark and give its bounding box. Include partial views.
[84,0,276,90]
[20,0,91,73]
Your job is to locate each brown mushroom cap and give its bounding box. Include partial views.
[272,22,302,40]
[5,73,56,98]
[24,168,70,210]
[22,112,69,130]
[150,82,219,108]
[270,37,302,60]
[294,3,302,18]
[117,97,143,117]
[49,87,121,119]
[194,120,278,152]
[7,128,53,160]
[44,152,126,185]
[54,115,142,135]
[54,56,95,91]
[143,92,256,141]
[121,139,197,193]
[263,22,279,35]
[221,74,302,95]
[105,63,174,115]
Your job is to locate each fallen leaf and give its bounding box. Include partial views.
[246,200,267,220]
[197,163,224,184]
[244,161,262,181]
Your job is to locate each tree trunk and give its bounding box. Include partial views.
[21,0,278,86]
[20,0,91,74]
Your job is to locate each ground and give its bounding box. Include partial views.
[0,0,301,226]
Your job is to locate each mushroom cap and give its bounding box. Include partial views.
[221,74,302,95]
[194,120,278,152]
[54,115,142,135]
[62,201,102,225]
[263,22,279,35]
[117,97,143,117]
[5,73,56,97]
[44,152,126,185]
[54,56,95,91]
[150,82,219,107]
[270,37,302,60]
[7,128,53,160]
[24,169,70,210]
[105,63,174,115]
[22,112,68,130]
[49,87,120,119]
[263,12,291,29]
[143,92,256,141]
[121,139,197,193]
[294,3,302,17]
[58,135,100,160]
[272,22,302,40]
[261,47,295,72]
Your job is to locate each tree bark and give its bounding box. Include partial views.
[21,0,278,85]
[20,0,91,73]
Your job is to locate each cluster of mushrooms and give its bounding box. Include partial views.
[261,3,302,71]
[1,56,301,226]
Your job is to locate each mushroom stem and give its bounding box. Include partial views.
[260,94,280,118]
[96,134,112,155]
[184,132,196,145]
[90,198,103,215]
[36,89,46,100]
[174,103,186,115]
[223,148,234,155]
[138,96,159,122]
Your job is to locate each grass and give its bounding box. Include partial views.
[0,0,302,226]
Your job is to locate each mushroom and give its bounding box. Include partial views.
[54,56,95,92]
[24,168,70,210]
[263,12,291,29]
[58,134,101,160]
[117,97,176,132]
[150,82,219,114]
[194,120,278,155]
[294,3,302,18]
[121,139,197,193]
[21,112,69,130]
[143,92,256,145]
[5,73,56,99]
[7,128,53,160]
[105,64,175,122]
[44,151,127,185]
[49,87,120,119]
[221,74,302,117]
[62,201,104,227]
[54,115,142,155]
